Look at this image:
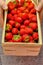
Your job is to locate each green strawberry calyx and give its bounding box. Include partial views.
[13,35,21,40]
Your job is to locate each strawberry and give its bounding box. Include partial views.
[29,23,37,30]
[20,0,24,4]
[8,2,15,11]
[29,36,33,41]
[29,14,37,22]
[13,14,18,20]
[6,23,12,32]
[7,13,12,20]
[11,9,17,15]
[24,20,30,26]
[8,40,13,42]
[24,9,29,13]
[18,7,25,12]
[30,8,36,14]
[25,27,33,34]
[20,29,26,35]
[28,3,34,10]
[33,32,38,40]
[22,13,28,20]
[15,23,21,28]
[15,17,22,23]
[30,40,34,43]
[12,35,22,42]
[31,15,37,22]
[22,34,29,42]
[12,28,18,35]
[17,10,21,14]
[5,32,13,40]
[9,20,15,26]
[20,25,26,29]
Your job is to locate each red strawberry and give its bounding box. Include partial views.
[15,23,21,28]
[20,0,24,4]
[8,2,15,11]
[15,17,22,23]
[31,15,37,22]
[13,14,18,20]
[20,25,26,29]
[17,10,21,14]
[30,8,36,14]
[6,23,12,32]
[11,9,17,15]
[25,27,33,34]
[24,20,30,26]
[29,36,33,41]
[5,32,13,40]
[9,20,15,26]
[22,34,29,42]
[12,28,18,34]
[28,3,34,10]
[22,13,28,20]
[8,40,13,42]
[29,23,37,30]
[30,40,34,43]
[12,35,22,42]
[20,29,26,35]
[18,7,25,12]
[33,32,38,40]
[7,13,12,20]
[24,9,29,13]
[29,14,37,22]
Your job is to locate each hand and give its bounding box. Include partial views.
[36,0,43,22]
[0,0,8,28]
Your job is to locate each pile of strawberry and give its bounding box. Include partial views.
[5,0,38,43]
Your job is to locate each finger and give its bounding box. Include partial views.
[0,0,8,10]
[0,7,3,28]
[36,1,43,12]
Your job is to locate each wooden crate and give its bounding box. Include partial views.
[2,0,42,56]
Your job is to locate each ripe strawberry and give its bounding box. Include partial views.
[8,40,13,42]
[20,25,26,29]
[25,27,33,34]
[8,2,15,11]
[6,23,12,32]
[9,20,15,26]
[15,17,22,23]
[33,32,38,40]
[31,15,37,22]
[13,14,18,20]
[12,35,22,42]
[11,9,17,15]
[15,23,21,28]
[18,7,25,12]
[29,14,37,22]
[29,23,37,30]
[20,29,26,35]
[12,28,18,35]
[24,9,29,13]
[28,3,34,10]
[30,8,36,14]
[29,36,33,41]
[5,32,13,40]
[7,13,12,20]
[22,34,29,42]
[17,10,21,14]
[30,40,34,43]
[20,0,24,4]
[22,13,28,20]
[24,20,30,26]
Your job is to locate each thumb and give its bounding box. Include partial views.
[36,1,43,12]
[0,0,8,10]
